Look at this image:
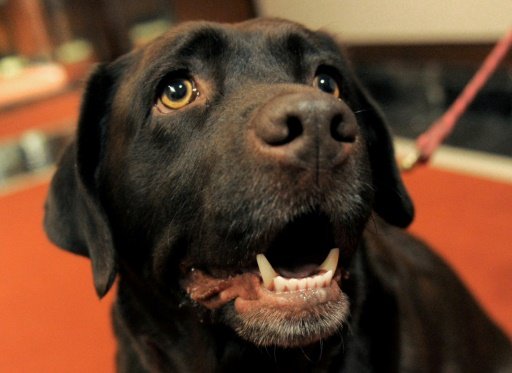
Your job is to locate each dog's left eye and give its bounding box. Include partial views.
[158,78,199,110]
[313,74,340,98]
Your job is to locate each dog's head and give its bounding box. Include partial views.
[44,19,413,348]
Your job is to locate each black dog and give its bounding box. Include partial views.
[44,18,511,372]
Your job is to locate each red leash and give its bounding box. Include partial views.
[400,28,512,171]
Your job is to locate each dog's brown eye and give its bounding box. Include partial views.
[313,74,340,98]
[159,78,198,110]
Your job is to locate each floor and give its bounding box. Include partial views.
[1,92,511,372]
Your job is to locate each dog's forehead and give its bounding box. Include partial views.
[139,19,344,74]
[108,19,351,123]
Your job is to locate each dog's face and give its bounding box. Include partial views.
[45,19,413,348]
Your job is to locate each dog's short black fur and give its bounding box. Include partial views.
[44,19,511,372]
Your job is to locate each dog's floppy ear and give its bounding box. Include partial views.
[44,64,118,297]
[354,80,414,228]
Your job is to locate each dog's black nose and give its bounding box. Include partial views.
[251,92,357,169]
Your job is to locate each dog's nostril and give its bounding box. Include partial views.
[284,116,304,144]
[330,113,355,143]
[262,115,304,146]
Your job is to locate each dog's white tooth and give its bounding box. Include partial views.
[289,278,299,291]
[306,276,316,289]
[274,276,287,292]
[323,270,334,285]
[320,270,334,287]
[311,275,318,289]
[320,272,328,284]
[298,278,307,290]
[317,273,326,289]
[319,248,339,273]
[256,254,278,289]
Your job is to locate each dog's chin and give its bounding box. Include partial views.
[226,280,350,347]
[181,266,350,348]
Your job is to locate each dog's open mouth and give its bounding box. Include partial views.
[183,248,342,309]
[181,213,351,347]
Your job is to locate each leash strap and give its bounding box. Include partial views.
[400,28,512,171]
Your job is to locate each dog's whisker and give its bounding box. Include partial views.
[299,346,314,363]
[318,338,324,362]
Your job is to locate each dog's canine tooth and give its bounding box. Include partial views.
[319,248,339,273]
[256,254,278,289]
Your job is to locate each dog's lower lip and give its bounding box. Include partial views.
[182,262,344,313]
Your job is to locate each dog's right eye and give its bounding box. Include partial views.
[313,73,340,98]
[157,78,199,111]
